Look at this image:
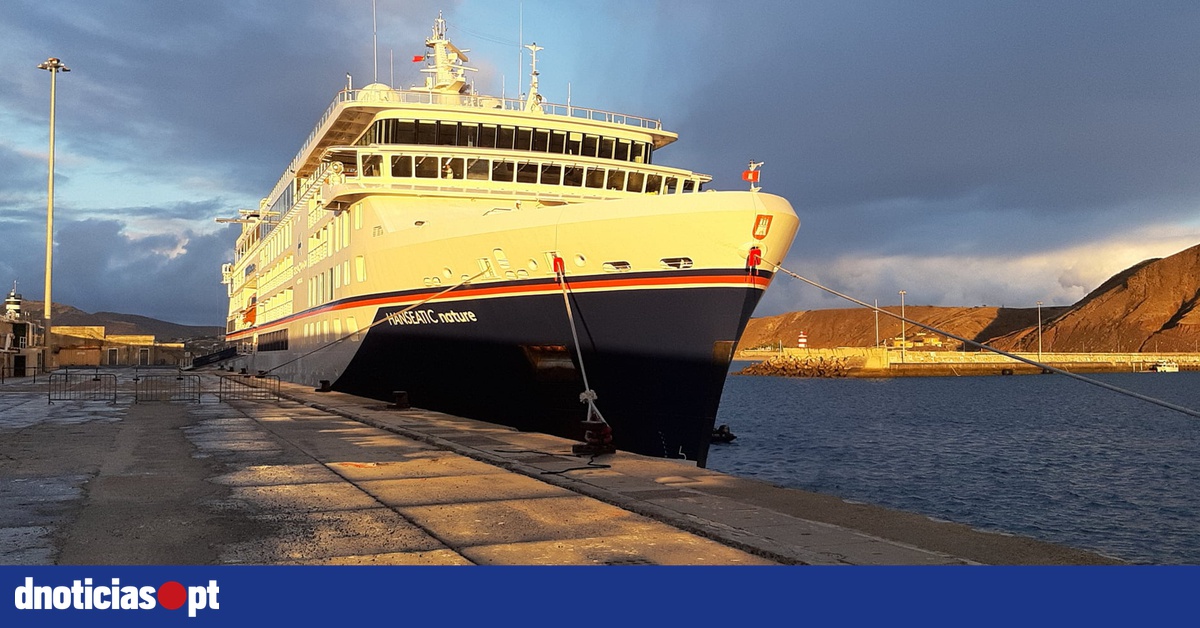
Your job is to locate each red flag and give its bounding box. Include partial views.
[742,169,760,183]
[412,54,425,63]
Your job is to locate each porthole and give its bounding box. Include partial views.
[574,254,586,267]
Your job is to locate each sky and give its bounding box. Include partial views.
[3,0,1200,326]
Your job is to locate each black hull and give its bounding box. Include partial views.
[331,276,765,467]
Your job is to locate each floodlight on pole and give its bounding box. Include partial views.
[898,290,907,364]
[37,56,68,373]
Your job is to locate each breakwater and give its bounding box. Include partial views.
[735,348,1200,378]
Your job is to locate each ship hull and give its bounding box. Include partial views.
[239,269,767,466]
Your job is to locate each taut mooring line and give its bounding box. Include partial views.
[770,261,1200,420]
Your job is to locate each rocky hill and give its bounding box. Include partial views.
[742,243,1200,353]
[990,243,1200,353]
[16,302,223,342]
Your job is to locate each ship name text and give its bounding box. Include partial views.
[386,308,479,326]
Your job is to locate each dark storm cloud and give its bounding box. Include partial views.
[658,1,1200,259]
[51,219,238,326]
[3,0,447,195]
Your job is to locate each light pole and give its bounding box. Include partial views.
[1036,300,1043,362]
[898,290,907,363]
[874,298,879,348]
[37,57,68,373]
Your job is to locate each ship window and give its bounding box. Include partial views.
[626,171,644,193]
[395,120,416,144]
[492,160,515,182]
[355,255,366,282]
[660,257,694,270]
[516,162,538,184]
[479,125,498,148]
[567,132,583,155]
[353,203,362,229]
[390,155,413,177]
[532,129,550,152]
[438,122,457,146]
[665,177,679,194]
[441,157,465,179]
[540,164,562,185]
[585,167,605,189]
[599,138,615,160]
[563,166,584,187]
[581,135,598,158]
[361,154,382,177]
[606,169,625,191]
[615,140,631,162]
[493,248,510,269]
[632,142,647,164]
[466,158,490,180]
[602,261,632,272]
[414,156,439,178]
[550,131,566,154]
[478,257,497,278]
[645,174,662,194]
[497,126,516,150]
[683,179,696,192]
[459,123,478,147]
[514,127,532,151]
[417,121,436,144]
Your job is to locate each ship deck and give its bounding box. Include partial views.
[0,371,1120,565]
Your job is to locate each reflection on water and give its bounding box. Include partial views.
[709,368,1200,564]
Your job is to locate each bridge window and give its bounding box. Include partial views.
[540,164,562,185]
[532,129,550,152]
[585,167,605,189]
[563,166,584,187]
[567,132,582,155]
[516,162,538,184]
[441,157,465,179]
[581,135,598,158]
[665,177,679,194]
[626,171,644,193]
[414,156,439,178]
[438,121,457,146]
[514,127,532,151]
[479,125,498,148]
[599,137,614,160]
[417,121,436,144]
[467,158,490,180]
[645,174,662,194]
[361,154,382,177]
[615,140,630,162]
[550,131,566,154]
[460,123,478,147]
[497,126,515,150]
[493,160,515,182]
[606,169,625,191]
[390,155,413,177]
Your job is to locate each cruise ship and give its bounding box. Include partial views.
[220,15,798,467]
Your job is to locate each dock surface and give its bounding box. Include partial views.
[0,370,1121,565]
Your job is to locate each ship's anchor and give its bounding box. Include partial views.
[553,255,616,456]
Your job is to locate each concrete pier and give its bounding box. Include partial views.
[0,370,1121,565]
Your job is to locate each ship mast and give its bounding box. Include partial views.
[524,42,544,112]
[420,12,473,94]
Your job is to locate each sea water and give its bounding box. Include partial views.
[708,367,1200,564]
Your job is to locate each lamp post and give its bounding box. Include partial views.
[1036,300,1043,362]
[37,57,68,373]
[898,290,907,363]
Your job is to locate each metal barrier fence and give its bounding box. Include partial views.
[217,374,281,402]
[134,374,202,403]
[48,372,118,403]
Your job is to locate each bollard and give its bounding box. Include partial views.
[388,390,410,410]
[315,380,331,393]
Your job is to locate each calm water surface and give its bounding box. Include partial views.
[708,367,1200,564]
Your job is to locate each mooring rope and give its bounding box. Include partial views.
[770,261,1200,419]
[261,269,489,375]
[554,257,608,426]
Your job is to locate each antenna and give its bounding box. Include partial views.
[524,42,543,112]
[372,0,378,82]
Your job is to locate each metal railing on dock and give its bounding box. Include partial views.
[48,371,117,403]
[217,373,281,402]
[134,373,202,403]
